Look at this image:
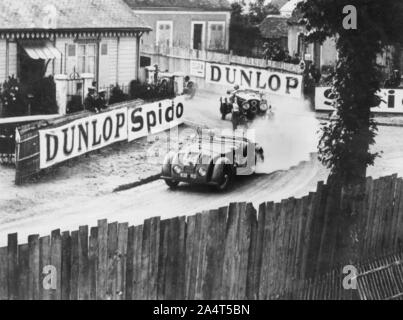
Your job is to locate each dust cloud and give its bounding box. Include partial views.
[254,95,321,173]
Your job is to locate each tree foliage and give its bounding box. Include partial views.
[298,0,403,185]
[230,0,280,56]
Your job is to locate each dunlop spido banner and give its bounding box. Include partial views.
[39,97,185,169]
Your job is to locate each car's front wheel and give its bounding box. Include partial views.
[216,165,234,192]
[165,179,179,189]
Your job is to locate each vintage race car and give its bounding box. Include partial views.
[161,132,264,191]
[220,89,271,120]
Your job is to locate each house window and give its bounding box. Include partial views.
[101,43,108,56]
[77,44,96,74]
[156,21,173,47]
[68,44,76,57]
[208,22,225,50]
[191,22,205,50]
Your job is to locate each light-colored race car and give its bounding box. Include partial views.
[220,89,272,121]
[161,132,264,191]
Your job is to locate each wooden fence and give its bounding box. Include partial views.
[275,251,403,300]
[0,174,403,300]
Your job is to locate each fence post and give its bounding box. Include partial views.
[54,74,68,115]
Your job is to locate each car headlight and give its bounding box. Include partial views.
[198,167,207,177]
[173,165,182,174]
[243,102,250,110]
[260,103,268,111]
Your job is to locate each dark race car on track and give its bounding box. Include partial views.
[220,89,272,121]
[161,132,264,191]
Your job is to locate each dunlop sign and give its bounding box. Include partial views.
[39,97,185,169]
[205,62,303,98]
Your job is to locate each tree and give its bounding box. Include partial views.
[249,0,280,25]
[298,0,403,269]
[298,0,403,186]
[229,1,260,56]
[229,1,281,56]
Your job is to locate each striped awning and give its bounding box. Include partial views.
[20,41,62,60]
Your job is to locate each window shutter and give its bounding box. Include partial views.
[65,43,77,75]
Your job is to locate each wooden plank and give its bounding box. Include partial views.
[126,226,135,300]
[78,226,89,300]
[97,219,108,300]
[221,203,241,299]
[221,202,253,299]
[360,178,375,256]
[88,227,98,300]
[130,225,143,300]
[107,222,118,300]
[242,203,257,300]
[157,219,168,300]
[61,232,71,300]
[258,202,274,299]
[204,207,227,300]
[141,217,160,300]
[194,213,209,300]
[0,247,8,299]
[393,179,403,250]
[157,216,186,300]
[39,236,51,300]
[18,244,29,300]
[27,235,40,300]
[176,216,187,300]
[300,193,316,280]
[250,203,266,299]
[245,203,259,300]
[69,231,79,300]
[184,213,200,300]
[364,178,381,256]
[7,233,18,300]
[116,223,129,300]
[50,230,62,300]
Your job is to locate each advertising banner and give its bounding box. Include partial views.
[127,96,185,142]
[190,60,206,78]
[315,87,403,114]
[39,97,185,169]
[205,62,303,98]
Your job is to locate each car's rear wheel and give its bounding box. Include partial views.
[165,179,179,189]
[216,165,234,192]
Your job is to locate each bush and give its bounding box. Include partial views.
[31,76,58,115]
[109,85,129,105]
[0,76,27,117]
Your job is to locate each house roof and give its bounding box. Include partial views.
[270,0,290,10]
[280,0,302,16]
[124,0,231,11]
[259,15,288,39]
[0,0,151,32]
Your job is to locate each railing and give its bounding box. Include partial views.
[141,44,304,74]
[0,115,58,165]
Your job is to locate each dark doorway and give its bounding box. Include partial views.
[18,49,46,86]
[193,23,203,50]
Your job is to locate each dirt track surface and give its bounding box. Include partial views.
[1,91,403,245]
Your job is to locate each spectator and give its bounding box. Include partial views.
[96,89,108,111]
[84,87,98,113]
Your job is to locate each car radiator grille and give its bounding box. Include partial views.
[183,166,195,174]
